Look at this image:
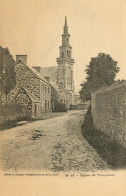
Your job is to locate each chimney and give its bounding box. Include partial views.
[16,55,27,65]
[44,77,50,82]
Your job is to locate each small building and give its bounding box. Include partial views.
[12,87,40,118]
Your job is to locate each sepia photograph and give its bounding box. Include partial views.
[0,0,126,195]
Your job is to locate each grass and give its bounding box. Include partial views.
[81,107,126,170]
[0,112,65,131]
[0,117,30,131]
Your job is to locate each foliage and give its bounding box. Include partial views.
[79,53,119,101]
[0,103,29,124]
[0,46,16,100]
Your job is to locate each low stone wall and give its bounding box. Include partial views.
[70,102,90,110]
[70,105,78,110]
[91,82,126,148]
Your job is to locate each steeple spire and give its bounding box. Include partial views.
[64,16,67,26]
[64,16,68,34]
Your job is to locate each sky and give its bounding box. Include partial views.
[0,0,126,93]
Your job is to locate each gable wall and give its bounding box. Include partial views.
[15,62,40,100]
[12,88,32,117]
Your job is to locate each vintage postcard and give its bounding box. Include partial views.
[0,0,126,195]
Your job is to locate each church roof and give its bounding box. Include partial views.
[40,66,58,81]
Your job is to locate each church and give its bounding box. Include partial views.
[33,16,75,109]
[4,17,75,117]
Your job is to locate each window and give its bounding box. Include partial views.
[42,83,44,91]
[48,87,49,93]
[67,38,69,45]
[34,104,37,117]
[67,50,69,57]
[48,101,50,109]
[62,52,64,57]
[69,51,71,57]
[45,100,47,112]
[45,85,46,93]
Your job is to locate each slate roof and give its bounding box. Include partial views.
[30,66,51,85]
[23,88,40,103]
[40,66,58,81]
[17,59,51,85]
[13,87,40,103]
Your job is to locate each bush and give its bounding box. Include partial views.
[0,103,29,124]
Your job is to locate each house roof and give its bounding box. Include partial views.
[50,81,59,92]
[13,87,40,103]
[23,88,40,103]
[17,59,51,86]
[30,66,51,85]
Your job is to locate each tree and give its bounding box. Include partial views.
[80,53,119,101]
[0,46,16,102]
[79,81,93,102]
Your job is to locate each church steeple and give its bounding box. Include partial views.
[65,16,67,26]
[57,17,74,91]
[56,17,75,104]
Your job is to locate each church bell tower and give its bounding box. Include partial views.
[57,16,75,103]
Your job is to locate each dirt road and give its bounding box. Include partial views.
[0,110,108,172]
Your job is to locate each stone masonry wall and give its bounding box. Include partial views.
[6,61,40,103]
[40,80,51,113]
[12,88,32,117]
[91,82,126,148]
[5,61,51,115]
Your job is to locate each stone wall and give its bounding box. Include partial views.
[70,102,90,110]
[12,88,32,117]
[40,80,51,113]
[91,82,126,148]
[51,87,58,112]
[70,105,78,110]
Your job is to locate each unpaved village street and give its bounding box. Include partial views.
[0,110,108,172]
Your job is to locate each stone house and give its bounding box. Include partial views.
[7,55,52,118]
